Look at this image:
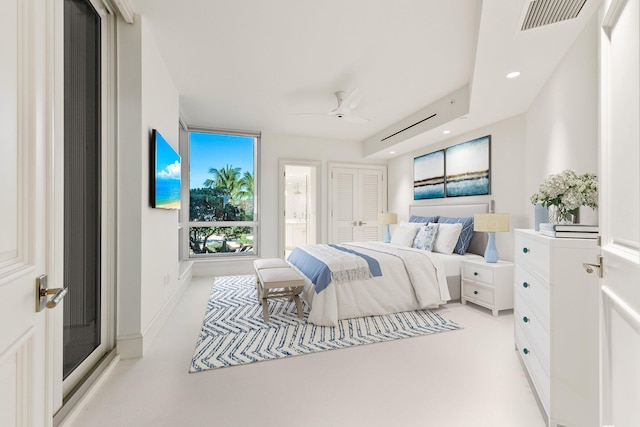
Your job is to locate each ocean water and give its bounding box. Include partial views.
[414,184,445,200]
[446,177,489,197]
[155,178,181,207]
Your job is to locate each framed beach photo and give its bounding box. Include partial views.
[414,149,445,200]
[445,135,490,197]
[150,129,182,209]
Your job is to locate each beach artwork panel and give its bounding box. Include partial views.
[154,132,181,209]
[445,135,490,197]
[414,149,445,200]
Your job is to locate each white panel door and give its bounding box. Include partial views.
[330,165,385,243]
[0,0,53,425]
[599,0,640,425]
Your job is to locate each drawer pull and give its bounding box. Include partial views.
[473,290,479,295]
[522,282,529,288]
[522,247,529,254]
[523,316,529,323]
[473,272,478,276]
[523,348,530,355]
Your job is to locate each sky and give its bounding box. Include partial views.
[189,132,255,189]
[156,131,181,180]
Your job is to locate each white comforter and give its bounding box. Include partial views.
[288,242,450,326]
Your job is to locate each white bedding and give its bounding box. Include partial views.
[288,242,451,326]
[427,252,483,277]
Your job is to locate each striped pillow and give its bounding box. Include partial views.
[437,216,475,255]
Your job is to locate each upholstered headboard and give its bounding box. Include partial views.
[408,202,489,256]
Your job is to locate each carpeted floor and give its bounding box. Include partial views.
[190,275,462,372]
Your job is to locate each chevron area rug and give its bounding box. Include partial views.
[190,275,462,372]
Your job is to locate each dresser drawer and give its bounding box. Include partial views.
[515,233,550,282]
[515,265,550,329]
[462,263,494,284]
[514,294,550,372]
[515,323,550,415]
[462,280,494,306]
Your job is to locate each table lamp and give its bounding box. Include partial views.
[474,213,510,263]
[378,213,398,243]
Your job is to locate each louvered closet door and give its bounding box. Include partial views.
[331,166,385,243]
[358,169,384,241]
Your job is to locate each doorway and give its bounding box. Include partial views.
[280,162,319,257]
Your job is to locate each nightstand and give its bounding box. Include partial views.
[461,258,514,316]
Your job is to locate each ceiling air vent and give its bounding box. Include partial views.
[520,0,587,31]
[381,113,437,142]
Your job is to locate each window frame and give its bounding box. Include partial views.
[180,126,260,258]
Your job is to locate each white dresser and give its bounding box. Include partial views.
[514,229,599,427]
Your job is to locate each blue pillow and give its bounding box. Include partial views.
[437,216,474,255]
[413,224,439,251]
[409,215,439,224]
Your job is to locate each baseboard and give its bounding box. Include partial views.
[116,333,144,359]
[192,257,256,277]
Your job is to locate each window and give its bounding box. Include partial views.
[187,130,258,256]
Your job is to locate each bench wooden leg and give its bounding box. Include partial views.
[293,295,304,318]
[261,298,270,322]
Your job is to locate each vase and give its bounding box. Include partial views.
[534,203,549,231]
[548,205,576,225]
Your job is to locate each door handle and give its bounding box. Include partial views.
[36,274,69,312]
[582,255,603,278]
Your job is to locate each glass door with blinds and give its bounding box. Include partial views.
[329,164,386,243]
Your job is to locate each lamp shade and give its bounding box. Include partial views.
[474,213,510,232]
[378,213,398,225]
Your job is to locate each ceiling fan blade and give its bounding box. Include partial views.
[341,114,369,124]
[298,112,331,118]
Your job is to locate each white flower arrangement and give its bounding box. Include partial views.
[530,170,598,223]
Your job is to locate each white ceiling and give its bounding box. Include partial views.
[129,0,600,158]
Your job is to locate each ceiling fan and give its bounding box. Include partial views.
[299,88,370,123]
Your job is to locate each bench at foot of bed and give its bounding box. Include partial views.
[253,259,305,322]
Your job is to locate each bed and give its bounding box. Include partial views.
[287,202,489,326]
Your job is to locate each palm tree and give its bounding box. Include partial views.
[237,171,254,219]
[203,164,242,206]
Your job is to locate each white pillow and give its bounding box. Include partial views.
[431,222,462,255]
[390,225,418,247]
[399,221,426,228]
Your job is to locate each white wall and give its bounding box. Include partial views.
[524,13,599,225]
[387,115,527,261]
[117,16,185,358]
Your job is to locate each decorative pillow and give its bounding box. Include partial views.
[390,225,419,247]
[409,215,439,224]
[437,216,475,255]
[431,222,462,255]
[413,223,439,251]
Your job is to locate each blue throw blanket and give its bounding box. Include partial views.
[287,244,382,293]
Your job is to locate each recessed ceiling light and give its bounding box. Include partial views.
[443,130,451,134]
[389,151,395,154]
[506,71,521,79]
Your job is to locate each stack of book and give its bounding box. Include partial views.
[539,223,599,239]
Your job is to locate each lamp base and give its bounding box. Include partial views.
[484,232,499,263]
[384,224,391,243]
